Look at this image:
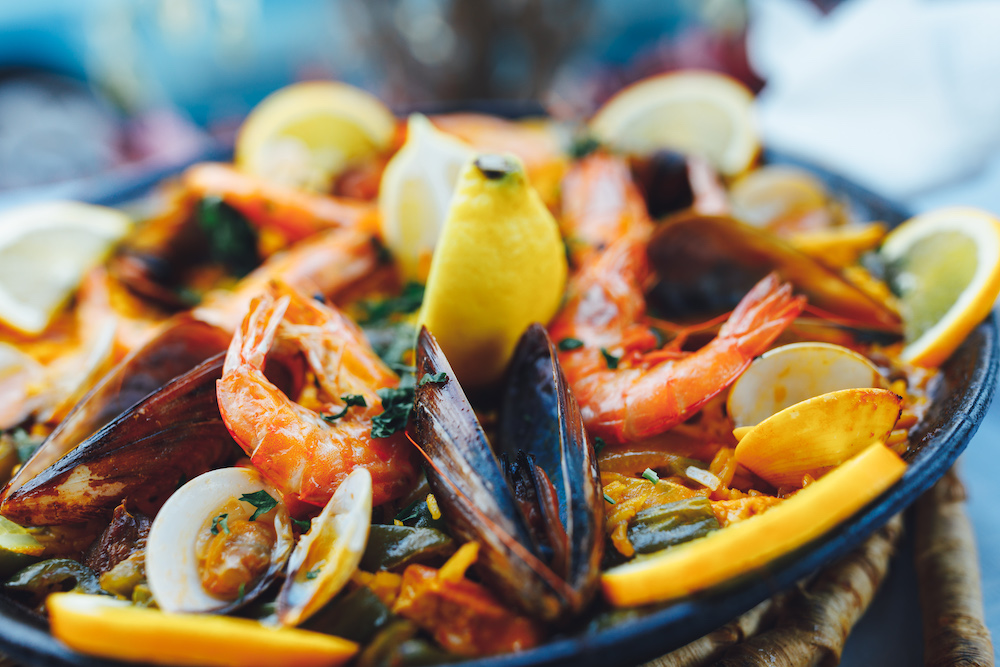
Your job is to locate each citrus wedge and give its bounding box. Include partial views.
[48,593,358,667]
[417,154,567,388]
[378,114,476,282]
[879,207,1000,367]
[236,81,397,192]
[590,70,759,177]
[0,202,130,335]
[601,443,905,606]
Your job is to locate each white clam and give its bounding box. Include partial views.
[727,342,886,429]
[146,467,293,613]
[734,387,902,489]
[277,467,372,627]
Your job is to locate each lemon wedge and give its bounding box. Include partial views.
[418,154,567,388]
[590,70,759,177]
[236,81,397,192]
[48,593,358,667]
[880,207,1000,367]
[378,114,476,281]
[0,202,130,335]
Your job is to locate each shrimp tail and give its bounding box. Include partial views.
[721,272,807,356]
[223,292,290,374]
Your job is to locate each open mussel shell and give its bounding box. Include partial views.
[727,342,888,428]
[3,316,231,500]
[734,387,902,489]
[0,352,235,526]
[145,467,293,614]
[412,324,602,624]
[277,467,372,627]
[646,212,901,333]
[496,323,603,603]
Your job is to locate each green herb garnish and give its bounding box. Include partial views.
[593,436,606,456]
[603,492,616,505]
[305,567,322,581]
[600,347,621,370]
[558,337,584,351]
[196,196,259,277]
[211,513,230,535]
[292,518,312,532]
[642,468,660,485]
[360,282,425,323]
[371,387,415,438]
[418,372,448,386]
[321,394,368,422]
[237,582,246,604]
[240,490,278,521]
[11,429,42,464]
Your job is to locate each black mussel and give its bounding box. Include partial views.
[0,352,236,525]
[412,324,603,624]
[7,316,231,494]
[646,212,902,334]
[629,150,695,219]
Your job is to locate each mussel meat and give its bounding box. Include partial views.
[411,323,603,624]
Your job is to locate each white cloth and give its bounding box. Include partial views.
[748,0,1000,206]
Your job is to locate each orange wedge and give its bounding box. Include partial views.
[48,593,357,667]
[601,443,905,606]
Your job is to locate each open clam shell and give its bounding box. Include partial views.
[412,324,603,624]
[145,467,293,614]
[277,467,372,627]
[727,342,888,428]
[734,387,902,489]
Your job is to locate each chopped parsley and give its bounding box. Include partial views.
[371,387,415,438]
[196,196,259,277]
[600,347,621,370]
[557,337,584,351]
[211,513,230,536]
[642,468,660,485]
[240,490,278,521]
[11,429,42,463]
[305,567,322,581]
[359,282,424,323]
[593,436,606,456]
[603,492,616,505]
[292,518,312,532]
[569,135,601,160]
[321,394,368,422]
[418,372,448,387]
[237,582,246,604]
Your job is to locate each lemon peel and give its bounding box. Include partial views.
[418,154,567,388]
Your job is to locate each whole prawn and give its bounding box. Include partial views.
[550,153,806,444]
[217,282,417,507]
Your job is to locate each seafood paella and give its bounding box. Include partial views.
[0,71,998,667]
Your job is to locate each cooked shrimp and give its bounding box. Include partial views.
[194,224,384,332]
[550,157,806,444]
[183,162,376,243]
[217,283,417,507]
[559,152,652,267]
